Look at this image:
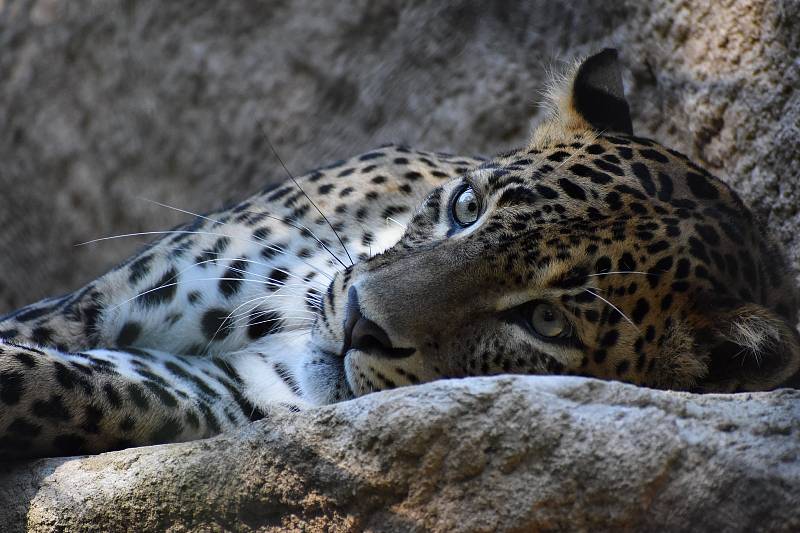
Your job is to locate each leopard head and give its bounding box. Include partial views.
[308,49,800,402]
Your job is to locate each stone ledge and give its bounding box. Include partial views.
[2,376,798,532]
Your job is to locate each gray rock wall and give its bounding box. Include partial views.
[1,0,799,310]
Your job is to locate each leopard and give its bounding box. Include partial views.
[1,49,798,459]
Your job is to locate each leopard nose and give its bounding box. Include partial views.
[343,286,392,352]
[342,287,415,358]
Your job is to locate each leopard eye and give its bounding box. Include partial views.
[530,303,566,338]
[452,186,480,226]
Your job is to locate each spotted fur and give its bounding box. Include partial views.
[1,49,798,459]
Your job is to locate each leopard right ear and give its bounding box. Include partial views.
[571,48,633,135]
[536,48,634,142]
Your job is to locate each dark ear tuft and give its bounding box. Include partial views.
[572,48,633,135]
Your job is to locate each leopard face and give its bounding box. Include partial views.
[309,49,800,399]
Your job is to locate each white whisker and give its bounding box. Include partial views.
[588,271,658,278]
[202,281,321,351]
[257,124,355,267]
[111,277,295,311]
[230,304,320,330]
[77,230,219,247]
[134,197,349,273]
[225,290,322,320]
[385,217,406,229]
[229,316,315,330]
[206,286,316,327]
[77,229,336,282]
[583,288,640,333]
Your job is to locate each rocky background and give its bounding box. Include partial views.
[1,0,799,530]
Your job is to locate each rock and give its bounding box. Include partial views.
[1,376,798,532]
[2,0,800,309]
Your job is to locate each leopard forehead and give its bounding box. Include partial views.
[401,130,753,276]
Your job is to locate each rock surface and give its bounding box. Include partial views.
[1,376,798,532]
[2,0,800,309]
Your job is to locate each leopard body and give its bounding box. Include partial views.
[1,49,797,459]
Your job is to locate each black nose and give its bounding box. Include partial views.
[342,287,414,358]
[343,286,393,352]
